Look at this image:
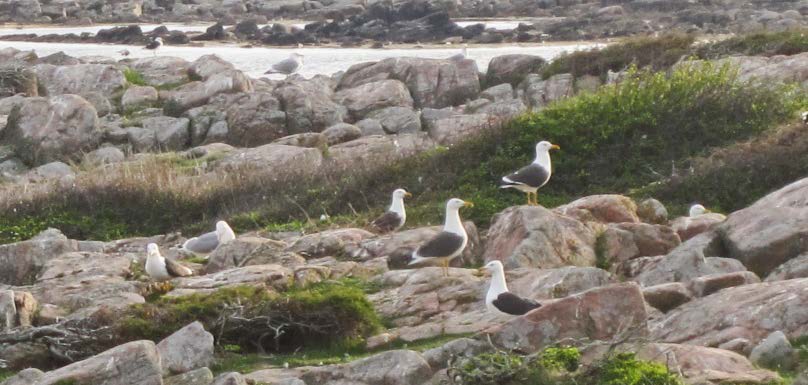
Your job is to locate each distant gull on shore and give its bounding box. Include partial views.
[145,243,193,289]
[449,44,469,60]
[801,111,807,125]
[479,260,541,315]
[143,37,162,56]
[500,140,560,206]
[370,188,412,233]
[408,198,473,276]
[118,49,130,57]
[180,220,236,258]
[265,53,304,75]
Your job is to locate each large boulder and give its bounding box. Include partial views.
[223,92,286,146]
[488,283,648,352]
[650,278,808,346]
[326,133,435,170]
[3,95,100,165]
[142,116,190,151]
[206,237,305,274]
[484,205,597,269]
[749,330,797,371]
[128,56,191,86]
[188,54,235,81]
[213,143,323,173]
[486,54,546,87]
[765,253,808,281]
[157,321,215,376]
[338,57,480,109]
[629,232,747,287]
[33,63,125,103]
[717,177,808,276]
[160,70,253,112]
[519,73,575,109]
[121,86,158,109]
[424,113,496,145]
[301,350,432,385]
[35,341,162,385]
[554,194,639,224]
[334,79,414,120]
[367,106,421,134]
[0,229,75,286]
[273,76,347,134]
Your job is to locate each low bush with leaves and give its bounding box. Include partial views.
[446,347,683,385]
[116,281,382,353]
[123,68,148,86]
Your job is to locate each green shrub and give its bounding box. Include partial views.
[542,34,695,80]
[446,348,683,385]
[694,30,808,59]
[584,352,683,385]
[116,281,381,352]
[123,68,148,86]
[448,350,553,385]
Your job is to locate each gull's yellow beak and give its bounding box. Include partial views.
[404,192,413,198]
[463,201,474,208]
[550,144,561,150]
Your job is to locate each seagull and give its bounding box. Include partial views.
[370,188,412,233]
[801,111,807,125]
[479,260,542,316]
[180,220,236,259]
[144,37,163,56]
[145,243,193,290]
[500,141,560,206]
[449,44,469,60]
[689,204,712,217]
[265,53,304,75]
[118,49,130,57]
[408,198,473,277]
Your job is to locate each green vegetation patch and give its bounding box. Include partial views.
[123,68,148,86]
[694,29,808,59]
[117,281,382,353]
[447,348,683,385]
[542,34,695,80]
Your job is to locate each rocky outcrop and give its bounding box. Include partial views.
[486,54,546,87]
[35,340,162,385]
[335,79,414,120]
[3,94,100,166]
[651,278,808,346]
[338,57,480,109]
[717,177,808,277]
[157,321,214,376]
[488,283,648,352]
[301,350,432,385]
[484,205,597,269]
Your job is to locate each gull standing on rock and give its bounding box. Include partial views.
[265,53,304,75]
[408,198,473,277]
[143,37,162,56]
[500,140,560,206]
[145,243,193,288]
[370,188,412,233]
[479,260,541,316]
[180,220,236,258]
[689,204,712,217]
